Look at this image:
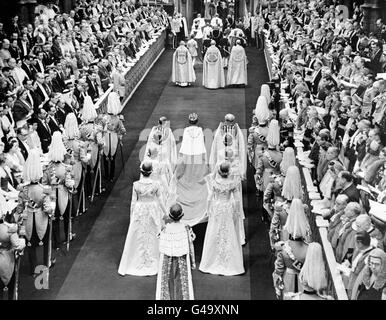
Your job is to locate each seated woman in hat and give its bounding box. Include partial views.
[155,203,196,300]
[118,161,167,276]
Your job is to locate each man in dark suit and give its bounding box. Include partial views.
[369,41,384,74]
[86,71,100,102]
[23,78,39,109]
[98,59,111,92]
[42,43,55,66]
[34,73,50,109]
[9,39,22,60]
[13,90,33,123]
[73,80,87,107]
[55,62,67,89]
[34,51,46,74]
[18,33,30,58]
[48,68,64,93]
[35,108,52,153]
[335,171,360,204]
[46,104,61,133]
[55,98,68,126]
[21,55,37,80]
[16,126,29,161]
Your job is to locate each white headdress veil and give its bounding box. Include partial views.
[23,149,43,182]
[282,165,303,200]
[266,119,280,147]
[107,91,123,115]
[299,242,328,292]
[260,84,271,105]
[280,147,296,176]
[81,96,97,122]
[48,131,68,162]
[254,96,270,125]
[284,198,310,239]
[64,113,80,140]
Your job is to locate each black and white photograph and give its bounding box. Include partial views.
[0,0,386,309]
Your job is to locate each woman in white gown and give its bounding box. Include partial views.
[214,147,245,245]
[144,146,176,208]
[199,162,245,276]
[118,161,167,276]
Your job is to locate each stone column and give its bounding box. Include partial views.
[361,0,385,34]
[18,0,37,26]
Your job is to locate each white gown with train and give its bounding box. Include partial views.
[199,173,245,276]
[176,125,209,226]
[118,177,166,276]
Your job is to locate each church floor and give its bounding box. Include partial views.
[18,47,275,300]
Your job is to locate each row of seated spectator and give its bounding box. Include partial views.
[248,0,386,300]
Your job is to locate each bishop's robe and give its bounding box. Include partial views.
[227,44,248,86]
[172,45,196,86]
[202,45,225,89]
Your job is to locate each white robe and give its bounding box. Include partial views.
[202,45,225,89]
[227,45,248,85]
[171,46,196,85]
[179,125,206,156]
[176,126,209,226]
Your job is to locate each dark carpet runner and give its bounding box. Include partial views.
[19,47,275,300]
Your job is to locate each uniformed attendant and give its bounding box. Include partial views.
[273,198,311,299]
[103,92,126,181]
[63,113,90,215]
[79,96,105,199]
[0,194,26,300]
[43,131,75,250]
[14,149,56,275]
[255,120,283,190]
[247,96,270,170]
[284,243,333,300]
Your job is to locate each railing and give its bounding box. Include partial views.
[263,34,349,300]
[95,29,167,114]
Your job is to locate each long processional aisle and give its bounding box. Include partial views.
[19,47,274,300]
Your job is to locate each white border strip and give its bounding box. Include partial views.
[122,47,166,107]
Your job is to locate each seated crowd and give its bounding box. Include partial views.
[0,0,169,299]
[247,0,386,300]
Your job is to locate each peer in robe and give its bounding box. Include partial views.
[202,40,225,89]
[227,40,248,87]
[171,41,196,87]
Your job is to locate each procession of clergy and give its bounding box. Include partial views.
[171,34,247,89]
